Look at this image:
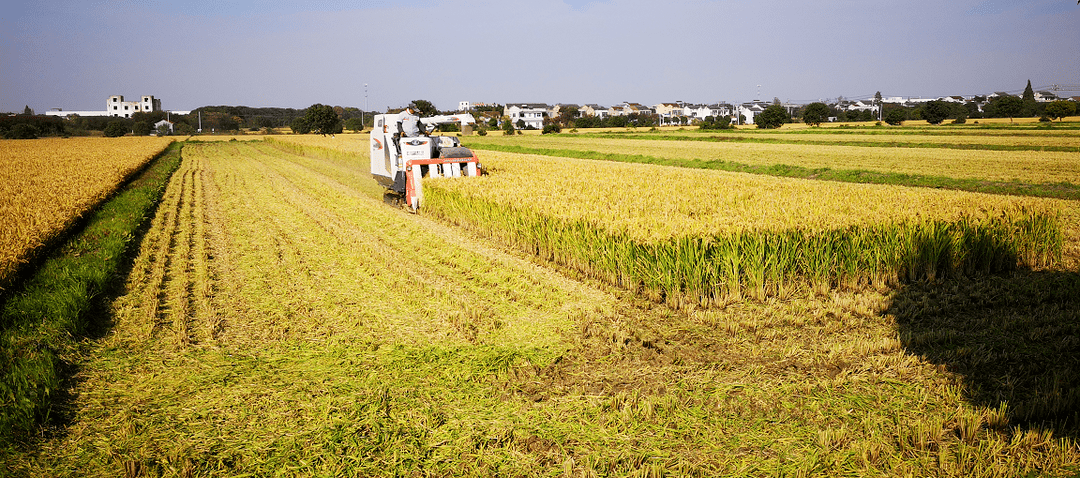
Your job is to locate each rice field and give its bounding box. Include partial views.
[0,137,174,289]
[424,150,1067,307]
[462,134,1080,185]
[4,127,1080,476]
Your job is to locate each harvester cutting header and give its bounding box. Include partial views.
[370,106,481,211]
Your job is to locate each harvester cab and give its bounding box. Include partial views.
[370,112,481,211]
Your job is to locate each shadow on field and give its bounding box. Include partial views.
[889,269,1080,437]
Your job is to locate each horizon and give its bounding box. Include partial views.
[3,0,1077,114]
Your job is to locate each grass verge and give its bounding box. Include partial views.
[466,143,1080,201]
[0,142,184,449]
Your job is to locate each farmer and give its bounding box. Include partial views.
[397,105,423,137]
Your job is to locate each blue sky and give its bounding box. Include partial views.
[2,0,1077,113]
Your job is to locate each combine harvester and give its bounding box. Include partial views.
[370,112,481,211]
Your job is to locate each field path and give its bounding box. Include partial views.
[16,141,1078,476]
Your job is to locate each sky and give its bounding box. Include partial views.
[2,0,1078,113]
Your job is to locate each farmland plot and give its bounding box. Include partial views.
[0,137,173,288]
[463,134,1080,186]
[12,141,1079,476]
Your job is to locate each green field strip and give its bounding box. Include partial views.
[571,132,1080,153]
[465,143,1080,201]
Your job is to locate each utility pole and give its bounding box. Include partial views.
[363,83,368,130]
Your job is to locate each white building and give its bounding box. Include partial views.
[736,103,766,125]
[108,95,160,118]
[504,103,549,129]
[46,94,165,118]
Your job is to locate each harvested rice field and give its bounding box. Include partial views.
[3,124,1079,476]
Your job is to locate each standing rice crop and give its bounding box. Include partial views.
[0,137,173,289]
[425,152,1064,307]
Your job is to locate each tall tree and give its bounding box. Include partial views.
[1022,80,1037,117]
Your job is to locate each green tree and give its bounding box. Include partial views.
[5,123,40,139]
[218,116,240,132]
[1044,100,1076,122]
[802,102,831,126]
[922,100,951,125]
[884,108,906,126]
[572,116,599,128]
[103,121,128,137]
[132,121,151,136]
[1022,80,1037,117]
[344,117,365,132]
[22,105,34,115]
[408,99,438,117]
[994,95,1023,122]
[502,117,515,135]
[302,104,342,135]
[290,116,312,134]
[557,105,579,126]
[755,105,790,129]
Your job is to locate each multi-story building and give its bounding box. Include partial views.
[504,103,549,129]
[46,94,173,118]
[107,95,161,118]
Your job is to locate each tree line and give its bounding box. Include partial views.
[0,103,382,138]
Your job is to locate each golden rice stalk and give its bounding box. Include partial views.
[0,137,173,288]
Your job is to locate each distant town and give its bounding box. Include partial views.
[4,82,1077,139]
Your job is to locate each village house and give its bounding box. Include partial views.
[153,119,174,135]
[504,103,549,129]
[580,104,608,119]
[652,102,684,117]
[736,102,767,125]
